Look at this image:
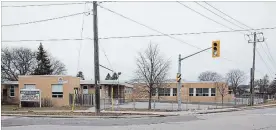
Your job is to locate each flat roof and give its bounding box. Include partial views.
[131,81,224,84]
[80,80,133,88]
[18,75,75,77]
[2,81,18,85]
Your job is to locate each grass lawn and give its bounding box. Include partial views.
[1,105,90,111]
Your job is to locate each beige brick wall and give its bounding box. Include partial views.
[19,75,80,107]
[129,82,233,103]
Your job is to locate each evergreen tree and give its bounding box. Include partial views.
[105,73,111,80]
[33,43,53,75]
[111,73,118,80]
[76,71,85,80]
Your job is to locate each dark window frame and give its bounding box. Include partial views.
[173,88,177,96]
[10,86,15,97]
[189,88,194,96]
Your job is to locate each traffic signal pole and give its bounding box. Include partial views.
[177,54,182,111]
[177,47,212,111]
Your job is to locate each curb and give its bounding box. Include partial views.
[194,104,276,114]
[101,111,179,116]
[1,114,165,118]
[195,109,240,114]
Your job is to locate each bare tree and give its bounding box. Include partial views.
[1,47,36,81]
[215,81,229,107]
[226,69,247,96]
[198,71,223,81]
[135,43,170,110]
[50,57,67,75]
[1,46,67,81]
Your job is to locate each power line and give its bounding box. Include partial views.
[97,3,202,50]
[201,2,275,78]
[97,3,246,67]
[1,2,86,8]
[204,2,254,30]
[1,38,90,42]
[99,43,115,73]
[264,41,276,67]
[2,10,93,27]
[256,49,274,77]
[260,43,276,71]
[99,64,115,72]
[2,26,276,43]
[177,2,236,31]
[195,2,248,30]
[77,3,87,73]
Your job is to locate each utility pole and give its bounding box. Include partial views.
[177,47,212,111]
[247,32,264,106]
[93,1,100,114]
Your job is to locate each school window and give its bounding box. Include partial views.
[52,84,63,98]
[24,84,36,89]
[10,86,15,97]
[158,88,170,96]
[196,88,203,96]
[189,88,194,96]
[203,88,209,96]
[152,88,157,96]
[173,88,177,96]
[211,88,216,96]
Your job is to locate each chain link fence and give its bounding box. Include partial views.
[100,95,270,111]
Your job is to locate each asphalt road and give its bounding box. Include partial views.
[2,107,276,130]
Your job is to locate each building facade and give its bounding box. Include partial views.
[129,81,233,103]
[1,75,133,107]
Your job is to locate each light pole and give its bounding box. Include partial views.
[117,72,121,106]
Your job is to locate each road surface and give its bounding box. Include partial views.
[2,107,276,130]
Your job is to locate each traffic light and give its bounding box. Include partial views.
[176,73,181,82]
[212,40,220,58]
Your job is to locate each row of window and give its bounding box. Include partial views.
[151,88,216,97]
[189,88,216,96]
[152,88,177,96]
[9,84,64,98]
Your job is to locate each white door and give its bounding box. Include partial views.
[82,86,88,94]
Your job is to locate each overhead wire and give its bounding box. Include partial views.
[2,27,276,43]
[195,2,248,30]
[1,2,86,8]
[76,3,88,73]
[203,2,276,73]
[181,1,271,77]
[97,3,242,65]
[260,42,276,71]
[204,2,254,29]
[264,41,276,67]
[99,43,115,73]
[256,49,274,77]
[1,10,93,27]
[177,2,236,31]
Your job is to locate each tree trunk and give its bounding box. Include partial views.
[148,88,152,110]
[221,96,224,108]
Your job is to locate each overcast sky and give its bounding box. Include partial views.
[2,1,276,83]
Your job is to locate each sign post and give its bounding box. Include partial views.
[20,89,41,107]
